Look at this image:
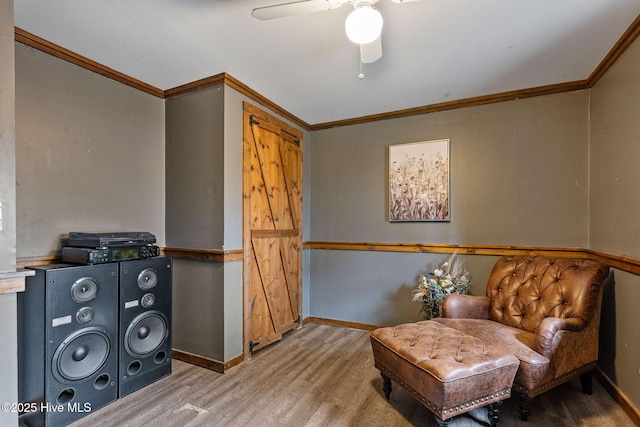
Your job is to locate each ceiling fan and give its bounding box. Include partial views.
[252,0,423,75]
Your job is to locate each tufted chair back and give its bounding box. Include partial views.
[486,256,609,333]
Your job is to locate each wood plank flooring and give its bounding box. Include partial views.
[70,323,635,427]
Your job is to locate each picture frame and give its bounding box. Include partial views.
[389,139,450,222]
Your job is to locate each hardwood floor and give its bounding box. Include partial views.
[70,323,635,427]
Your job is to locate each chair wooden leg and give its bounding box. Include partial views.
[488,400,503,427]
[381,373,392,399]
[580,371,593,395]
[515,390,531,421]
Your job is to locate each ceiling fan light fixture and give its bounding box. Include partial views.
[345,2,383,45]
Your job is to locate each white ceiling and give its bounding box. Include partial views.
[13,0,640,125]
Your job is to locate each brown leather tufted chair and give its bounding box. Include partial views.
[433,255,610,421]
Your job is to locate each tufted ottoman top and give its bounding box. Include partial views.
[371,320,517,382]
[370,320,519,420]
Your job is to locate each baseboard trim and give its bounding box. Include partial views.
[172,349,244,373]
[594,368,640,426]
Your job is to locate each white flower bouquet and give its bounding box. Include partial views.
[412,254,471,319]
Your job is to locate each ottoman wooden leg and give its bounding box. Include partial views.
[381,373,392,399]
[487,400,503,427]
[434,415,450,427]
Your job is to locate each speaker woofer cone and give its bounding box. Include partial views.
[137,268,158,290]
[124,311,168,357]
[70,277,99,303]
[52,327,111,382]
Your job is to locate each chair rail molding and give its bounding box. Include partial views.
[0,269,35,294]
[17,243,640,277]
[304,241,640,276]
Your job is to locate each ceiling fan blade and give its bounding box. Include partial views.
[252,0,345,20]
[360,36,382,63]
[388,0,423,3]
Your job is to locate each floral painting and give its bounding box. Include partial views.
[389,139,450,221]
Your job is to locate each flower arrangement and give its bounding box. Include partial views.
[412,254,471,319]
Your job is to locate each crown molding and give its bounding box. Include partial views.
[587,14,640,88]
[14,14,640,129]
[223,74,311,130]
[308,81,589,131]
[164,73,311,130]
[15,28,165,98]
[163,73,226,98]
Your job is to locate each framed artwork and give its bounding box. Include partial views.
[389,139,450,222]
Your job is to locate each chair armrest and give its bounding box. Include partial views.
[441,294,490,319]
[535,317,586,358]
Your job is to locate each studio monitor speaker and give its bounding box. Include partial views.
[118,257,172,398]
[18,263,119,427]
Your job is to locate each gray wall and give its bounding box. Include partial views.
[590,34,640,410]
[0,295,17,426]
[221,87,246,360]
[310,251,499,326]
[222,89,244,251]
[590,36,640,255]
[0,0,16,272]
[310,91,590,246]
[0,0,19,424]
[166,86,224,249]
[15,43,166,257]
[171,258,225,359]
[166,85,227,361]
[308,91,590,326]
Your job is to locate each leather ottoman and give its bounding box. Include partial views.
[370,320,519,426]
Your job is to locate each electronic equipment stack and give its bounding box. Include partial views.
[61,232,160,265]
[18,232,172,427]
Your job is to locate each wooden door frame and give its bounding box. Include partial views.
[242,101,304,359]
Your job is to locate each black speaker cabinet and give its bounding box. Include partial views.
[118,257,172,398]
[18,263,119,427]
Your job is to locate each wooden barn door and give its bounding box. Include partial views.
[243,102,303,356]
